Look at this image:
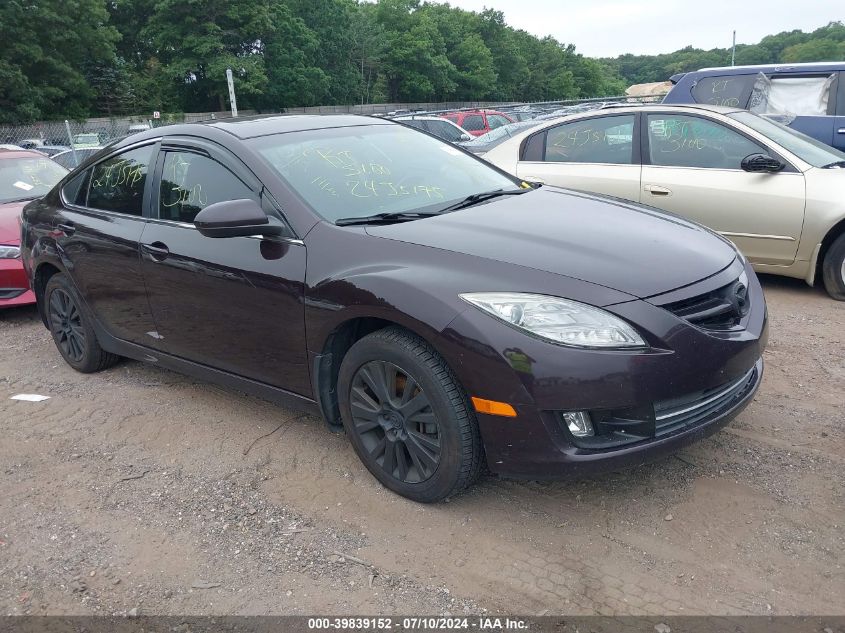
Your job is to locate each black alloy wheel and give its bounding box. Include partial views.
[338,327,483,503]
[49,288,86,363]
[349,360,441,484]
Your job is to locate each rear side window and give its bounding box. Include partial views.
[461,115,485,132]
[544,115,635,164]
[692,75,755,107]
[87,146,153,215]
[159,151,256,223]
[62,169,91,206]
[749,74,836,116]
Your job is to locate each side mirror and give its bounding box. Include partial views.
[194,199,284,238]
[741,153,785,173]
[460,133,472,142]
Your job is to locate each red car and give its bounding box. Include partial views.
[441,109,514,137]
[1,149,67,307]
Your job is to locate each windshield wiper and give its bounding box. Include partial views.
[434,188,532,214]
[821,160,845,169]
[335,211,440,226]
[2,195,38,204]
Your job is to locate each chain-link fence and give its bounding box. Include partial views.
[0,94,660,167]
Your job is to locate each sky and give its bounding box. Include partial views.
[436,0,843,57]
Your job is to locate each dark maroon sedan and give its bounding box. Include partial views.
[21,115,766,502]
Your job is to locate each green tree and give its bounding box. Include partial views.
[0,0,118,124]
[142,0,273,112]
[782,39,845,62]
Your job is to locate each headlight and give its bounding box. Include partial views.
[0,244,21,259]
[459,292,646,348]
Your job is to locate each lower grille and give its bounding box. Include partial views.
[653,366,758,437]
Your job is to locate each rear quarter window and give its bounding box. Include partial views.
[692,75,756,107]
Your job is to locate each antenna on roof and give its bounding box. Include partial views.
[731,30,736,67]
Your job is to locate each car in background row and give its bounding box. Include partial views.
[441,109,514,137]
[22,114,765,502]
[484,103,845,299]
[394,116,472,143]
[0,148,67,307]
[664,62,845,151]
[51,147,105,170]
[72,132,108,149]
[457,120,541,156]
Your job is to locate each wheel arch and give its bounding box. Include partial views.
[814,216,845,285]
[33,261,65,328]
[311,315,451,431]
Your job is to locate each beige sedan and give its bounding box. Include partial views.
[484,104,845,299]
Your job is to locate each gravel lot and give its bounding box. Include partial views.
[1,275,843,617]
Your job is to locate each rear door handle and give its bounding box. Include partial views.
[57,222,75,236]
[837,128,845,134]
[644,185,672,196]
[141,241,170,261]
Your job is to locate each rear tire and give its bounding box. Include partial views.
[822,233,845,300]
[45,273,120,373]
[338,327,483,503]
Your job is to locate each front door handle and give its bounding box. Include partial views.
[141,241,170,261]
[644,184,672,196]
[57,222,75,236]
[837,128,845,134]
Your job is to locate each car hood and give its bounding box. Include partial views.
[0,201,26,244]
[365,188,738,299]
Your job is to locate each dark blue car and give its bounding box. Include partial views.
[664,62,845,151]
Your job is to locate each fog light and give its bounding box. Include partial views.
[562,411,594,437]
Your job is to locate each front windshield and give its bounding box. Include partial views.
[251,124,520,222]
[74,134,100,144]
[0,156,68,203]
[728,111,845,168]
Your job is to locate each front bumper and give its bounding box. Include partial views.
[0,257,35,308]
[437,260,767,478]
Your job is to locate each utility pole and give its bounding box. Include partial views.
[731,30,736,66]
[226,68,238,117]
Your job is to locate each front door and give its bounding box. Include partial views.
[139,141,310,396]
[641,112,806,266]
[515,114,641,201]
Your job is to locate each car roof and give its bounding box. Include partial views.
[201,114,392,139]
[542,103,744,119]
[0,148,50,159]
[694,61,844,74]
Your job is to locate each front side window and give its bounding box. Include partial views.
[158,151,256,223]
[250,124,518,223]
[0,156,68,204]
[646,114,764,170]
[87,146,153,215]
[544,115,635,164]
[461,115,485,131]
[691,75,755,107]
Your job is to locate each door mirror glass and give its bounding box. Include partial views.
[193,199,284,238]
[460,133,472,142]
[740,153,785,173]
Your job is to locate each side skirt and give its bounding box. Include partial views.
[92,321,321,418]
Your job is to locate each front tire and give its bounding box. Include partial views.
[45,273,120,373]
[822,233,845,300]
[337,327,483,503]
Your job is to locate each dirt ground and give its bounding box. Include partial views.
[1,274,843,617]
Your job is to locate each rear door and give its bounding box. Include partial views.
[515,114,640,201]
[55,143,159,344]
[640,112,806,265]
